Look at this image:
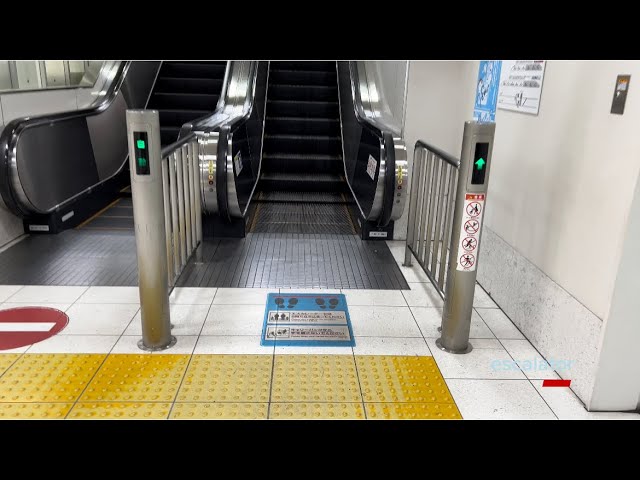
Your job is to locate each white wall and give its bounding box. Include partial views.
[487,61,640,320]
[396,61,478,239]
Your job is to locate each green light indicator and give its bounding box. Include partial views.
[137,139,146,149]
[138,157,147,168]
[475,157,486,170]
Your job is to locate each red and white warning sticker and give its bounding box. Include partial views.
[456,193,485,272]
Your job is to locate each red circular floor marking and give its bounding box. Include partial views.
[0,307,68,350]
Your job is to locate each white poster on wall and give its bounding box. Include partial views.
[498,60,546,115]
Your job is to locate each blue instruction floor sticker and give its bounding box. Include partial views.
[261,293,355,347]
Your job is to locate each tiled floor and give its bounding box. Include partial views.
[0,240,638,420]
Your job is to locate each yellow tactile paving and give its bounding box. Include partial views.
[356,355,455,404]
[80,354,189,402]
[0,354,105,403]
[269,402,365,420]
[0,354,20,376]
[0,353,462,419]
[170,402,268,419]
[177,354,272,403]
[366,402,462,420]
[0,403,72,419]
[272,355,361,403]
[69,402,172,419]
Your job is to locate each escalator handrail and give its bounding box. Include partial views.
[0,62,131,216]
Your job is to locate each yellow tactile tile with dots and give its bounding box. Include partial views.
[271,355,361,403]
[366,402,462,420]
[0,403,72,419]
[69,402,172,419]
[0,354,105,403]
[269,402,365,420]
[177,354,272,403]
[170,402,268,419]
[80,354,189,402]
[356,355,455,404]
[0,354,20,376]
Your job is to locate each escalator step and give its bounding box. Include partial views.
[260,172,346,192]
[263,134,341,155]
[154,77,224,94]
[261,153,342,173]
[268,84,337,102]
[265,117,340,136]
[255,191,350,203]
[159,109,211,127]
[266,100,338,118]
[160,62,227,78]
[269,69,336,86]
[148,92,220,110]
[270,61,336,72]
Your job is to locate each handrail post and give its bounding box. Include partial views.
[437,121,496,354]
[125,109,176,351]
[403,147,422,267]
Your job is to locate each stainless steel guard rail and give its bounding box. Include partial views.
[404,141,460,298]
[159,132,207,286]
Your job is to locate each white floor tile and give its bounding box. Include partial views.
[425,338,526,379]
[532,380,640,420]
[473,287,499,308]
[169,287,217,305]
[6,285,88,304]
[0,345,30,353]
[402,283,444,308]
[352,337,431,356]
[63,303,139,336]
[27,335,118,353]
[158,335,198,355]
[349,306,422,337]
[476,308,525,339]
[76,286,140,304]
[411,307,495,339]
[274,345,353,355]
[124,304,209,337]
[194,335,271,354]
[212,288,273,305]
[201,304,264,336]
[0,303,71,312]
[447,379,556,420]
[501,339,560,380]
[469,339,504,349]
[396,261,432,283]
[111,335,151,354]
[0,285,23,303]
[341,289,406,307]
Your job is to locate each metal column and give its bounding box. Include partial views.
[126,109,176,351]
[437,121,495,354]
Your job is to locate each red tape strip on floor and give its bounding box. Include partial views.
[542,379,571,387]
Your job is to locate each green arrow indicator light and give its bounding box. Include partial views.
[475,157,486,170]
[137,139,146,149]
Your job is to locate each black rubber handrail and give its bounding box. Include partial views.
[378,132,396,227]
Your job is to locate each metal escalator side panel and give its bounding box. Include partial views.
[199,131,219,215]
[389,137,408,222]
[216,127,230,222]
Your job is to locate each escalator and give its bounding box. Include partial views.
[249,61,356,234]
[148,62,227,146]
[0,61,228,232]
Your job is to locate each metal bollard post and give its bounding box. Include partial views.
[437,121,495,354]
[126,109,176,351]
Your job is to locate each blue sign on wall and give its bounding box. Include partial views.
[261,293,355,347]
[473,61,502,123]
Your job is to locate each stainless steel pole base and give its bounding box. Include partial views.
[138,335,177,352]
[435,337,473,354]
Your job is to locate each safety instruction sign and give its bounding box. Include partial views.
[456,193,485,272]
[474,60,502,123]
[261,293,355,347]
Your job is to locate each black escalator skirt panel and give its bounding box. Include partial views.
[252,61,356,235]
[147,62,227,146]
